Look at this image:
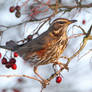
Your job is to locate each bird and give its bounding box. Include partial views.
[5,18,77,86]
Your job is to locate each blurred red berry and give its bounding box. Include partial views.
[15,11,21,18]
[9,58,16,64]
[13,88,20,92]
[15,5,21,11]
[2,58,7,64]
[27,35,33,41]
[9,6,15,13]
[17,78,24,83]
[0,52,2,58]
[56,76,62,83]
[82,20,86,24]
[5,62,12,68]
[12,64,17,70]
[14,52,18,57]
[2,89,6,92]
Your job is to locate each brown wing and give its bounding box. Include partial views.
[17,27,55,57]
[17,38,46,56]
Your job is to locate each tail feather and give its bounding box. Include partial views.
[5,40,19,51]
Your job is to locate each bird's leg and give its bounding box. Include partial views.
[34,66,49,88]
[34,66,44,80]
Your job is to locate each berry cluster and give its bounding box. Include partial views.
[9,5,21,18]
[1,52,18,70]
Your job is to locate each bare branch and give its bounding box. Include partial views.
[49,3,92,10]
[0,74,42,83]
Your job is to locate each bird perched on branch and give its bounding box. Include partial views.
[5,18,77,87]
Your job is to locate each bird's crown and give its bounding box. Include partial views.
[52,18,77,25]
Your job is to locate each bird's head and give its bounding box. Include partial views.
[50,18,77,37]
[52,18,77,25]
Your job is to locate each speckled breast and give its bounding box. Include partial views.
[35,38,68,66]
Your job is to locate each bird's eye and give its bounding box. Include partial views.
[57,21,66,24]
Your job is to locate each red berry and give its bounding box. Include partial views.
[82,20,86,24]
[9,58,16,64]
[15,11,21,18]
[14,52,18,57]
[2,58,7,64]
[9,6,15,13]
[5,62,12,68]
[0,52,2,58]
[12,64,17,70]
[15,5,21,11]
[27,35,33,41]
[56,76,62,83]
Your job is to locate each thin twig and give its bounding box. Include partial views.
[73,25,87,34]
[0,74,42,83]
[68,33,84,39]
[49,3,92,10]
[79,49,92,60]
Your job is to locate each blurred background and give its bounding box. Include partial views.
[0,0,92,92]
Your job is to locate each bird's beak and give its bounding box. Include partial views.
[69,20,77,24]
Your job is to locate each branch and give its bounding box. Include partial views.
[0,15,53,31]
[49,3,92,10]
[0,45,13,51]
[68,33,84,39]
[0,74,42,83]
